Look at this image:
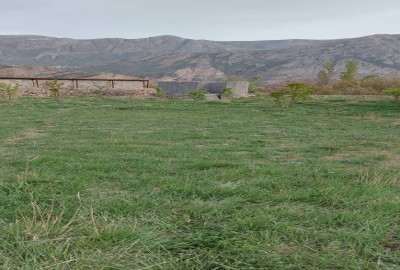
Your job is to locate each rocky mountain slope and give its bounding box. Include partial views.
[1,34,400,82]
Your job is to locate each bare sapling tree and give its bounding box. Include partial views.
[43,80,65,103]
[92,81,111,98]
[340,60,359,81]
[0,82,19,101]
[317,60,336,85]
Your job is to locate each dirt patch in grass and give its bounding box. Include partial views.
[391,118,400,126]
[324,152,354,161]
[194,144,206,148]
[381,154,400,168]
[3,128,46,144]
[324,148,391,162]
[314,95,392,100]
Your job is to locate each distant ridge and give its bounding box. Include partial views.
[1,34,400,82]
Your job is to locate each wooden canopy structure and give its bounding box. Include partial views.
[0,77,150,88]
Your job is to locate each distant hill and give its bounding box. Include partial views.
[1,34,400,82]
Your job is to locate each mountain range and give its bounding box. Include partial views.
[1,34,400,82]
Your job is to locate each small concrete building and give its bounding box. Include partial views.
[158,81,250,98]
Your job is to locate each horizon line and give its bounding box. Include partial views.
[0,33,398,43]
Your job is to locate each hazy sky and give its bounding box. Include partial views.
[1,0,400,41]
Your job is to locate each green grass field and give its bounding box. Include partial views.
[0,97,399,269]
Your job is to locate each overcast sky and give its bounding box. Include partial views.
[1,0,399,41]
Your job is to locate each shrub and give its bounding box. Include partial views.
[187,90,207,101]
[43,80,65,103]
[220,87,233,99]
[248,76,262,94]
[330,80,365,95]
[155,87,165,97]
[269,91,289,108]
[0,82,19,101]
[270,83,314,108]
[315,77,400,95]
[93,88,103,98]
[92,81,112,98]
[383,89,400,103]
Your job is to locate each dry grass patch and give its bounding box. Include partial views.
[3,128,46,144]
[381,154,400,168]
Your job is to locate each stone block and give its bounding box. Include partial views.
[204,94,221,101]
